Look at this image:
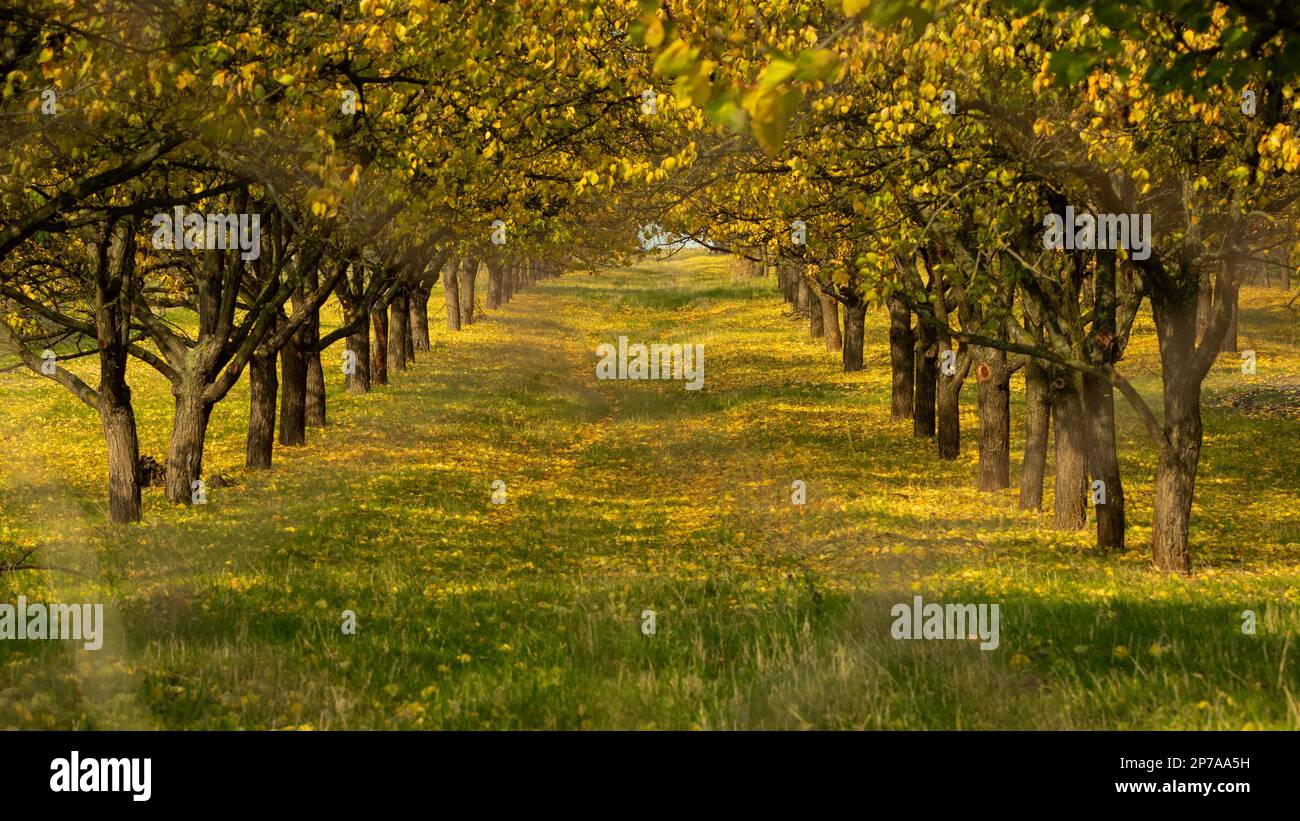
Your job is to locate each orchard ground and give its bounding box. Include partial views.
[1,251,1298,729]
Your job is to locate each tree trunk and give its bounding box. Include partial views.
[345,315,371,394]
[1150,290,1204,574]
[279,325,307,447]
[94,222,141,523]
[795,272,811,314]
[388,290,409,373]
[976,352,1011,490]
[1220,287,1239,352]
[1051,370,1088,530]
[1196,274,1213,343]
[246,351,277,469]
[443,260,462,330]
[1084,370,1125,549]
[913,321,937,438]
[458,259,477,325]
[1019,358,1051,511]
[818,292,842,352]
[99,392,141,524]
[502,260,515,303]
[299,273,326,427]
[808,286,824,337]
[487,260,504,309]
[1152,415,1199,574]
[886,297,914,419]
[842,300,867,372]
[165,378,211,504]
[936,356,964,461]
[1086,251,1124,548]
[410,285,431,352]
[306,352,326,427]
[371,304,389,385]
[402,289,416,365]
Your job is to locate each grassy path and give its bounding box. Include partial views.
[1,254,1298,728]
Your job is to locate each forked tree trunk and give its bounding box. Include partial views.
[886,297,914,419]
[1019,358,1051,511]
[818,292,842,352]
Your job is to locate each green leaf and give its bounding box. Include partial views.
[1048,50,1095,85]
[758,58,799,93]
[795,49,840,82]
[654,39,695,78]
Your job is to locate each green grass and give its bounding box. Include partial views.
[1,251,1298,729]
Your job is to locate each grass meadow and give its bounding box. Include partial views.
[1,251,1298,729]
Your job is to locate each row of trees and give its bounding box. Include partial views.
[3,0,1296,577]
[1,0,684,521]
[635,0,1299,573]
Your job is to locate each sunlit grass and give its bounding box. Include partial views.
[1,252,1297,729]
